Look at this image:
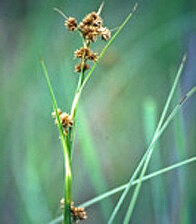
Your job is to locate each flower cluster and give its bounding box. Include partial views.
[79,12,111,42]
[65,17,78,31]
[52,109,73,135]
[60,200,87,222]
[74,46,98,72]
[62,8,111,73]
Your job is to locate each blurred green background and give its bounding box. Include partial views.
[0,0,196,223]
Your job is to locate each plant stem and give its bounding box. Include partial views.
[69,40,86,154]
[63,148,72,224]
[41,60,72,224]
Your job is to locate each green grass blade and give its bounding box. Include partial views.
[108,54,187,224]
[143,98,168,223]
[123,86,196,224]
[151,54,187,138]
[49,156,195,224]
[80,156,196,208]
[172,89,189,224]
[40,60,72,224]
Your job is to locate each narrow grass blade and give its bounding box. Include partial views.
[171,84,189,224]
[40,60,72,224]
[143,98,168,224]
[108,54,187,224]
[49,156,195,224]
[123,86,196,224]
[97,2,104,15]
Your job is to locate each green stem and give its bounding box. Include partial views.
[63,151,72,224]
[69,41,86,154]
[40,60,72,224]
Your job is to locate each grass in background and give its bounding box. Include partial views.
[143,98,169,224]
[108,54,187,223]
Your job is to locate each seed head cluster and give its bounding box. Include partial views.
[52,108,73,135]
[60,199,87,222]
[63,9,111,73]
[65,17,78,31]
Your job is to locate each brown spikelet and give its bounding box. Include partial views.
[74,47,98,61]
[85,31,98,42]
[82,12,102,26]
[58,112,73,128]
[52,110,73,136]
[65,17,78,31]
[79,24,99,42]
[88,51,98,61]
[75,62,90,73]
[74,47,90,59]
[101,27,111,41]
[60,200,87,222]
[79,11,104,42]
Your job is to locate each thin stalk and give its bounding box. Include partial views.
[172,91,189,224]
[69,43,86,154]
[123,86,196,224]
[143,98,168,224]
[108,54,187,224]
[41,60,72,224]
[54,8,68,20]
[80,156,196,208]
[49,156,196,224]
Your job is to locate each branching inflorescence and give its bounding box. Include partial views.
[55,3,110,75]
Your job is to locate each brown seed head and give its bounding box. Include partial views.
[75,62,90,73]
[79,23,99,42]
[74,47,98,61]
[53,110,73,132]
[59,112,73,128]
[60,200,87,221]
[101,27,111,41]
[79,11,104,42]
[65,17,78,31]
[85,31,99,42]
[82,12,102,27]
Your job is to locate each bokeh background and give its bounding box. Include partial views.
[0,0,196,223]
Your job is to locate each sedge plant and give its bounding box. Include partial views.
[40,2,196,224]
